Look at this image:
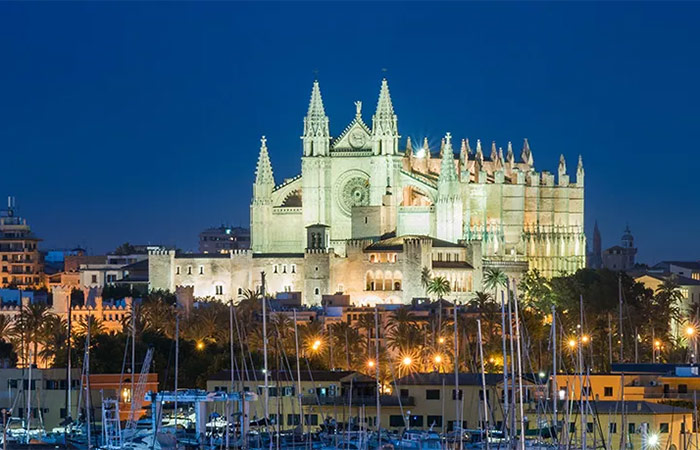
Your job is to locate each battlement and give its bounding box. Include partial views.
[305,248,332,254]
[149,248,175,256]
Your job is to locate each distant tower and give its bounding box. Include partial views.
[621,224,634,249]
[590,221,602,269]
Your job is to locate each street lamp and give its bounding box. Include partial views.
[568,339,577,349]
[196,341,205,351]
[402,356,412,367]
[434,354,442,364]
[687,326,697,363]
[438,337,445,344]
[367,359,375,368]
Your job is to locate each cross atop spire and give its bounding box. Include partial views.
[255,136,274,185]
[439,132,458,184]
[303,80,330,156]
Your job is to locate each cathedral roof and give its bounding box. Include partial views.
[364,234,465,252]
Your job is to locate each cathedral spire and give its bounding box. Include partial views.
[494,147,504,171]
[490,141,498,162]
[423,137,431,159]
[438,132,458,184]
[303,80,330,156]
[254,136,274,201]
[506,141,515,164]
[459,138,471,166]
[475,139,484,166]
[521,138,534,167]
[405,136,413,158]
[577,154,585,186]
[440,137,446,157]
[372,78,399,155]
[558,154,567,175]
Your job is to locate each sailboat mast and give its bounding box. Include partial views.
[374,306,381,443]
[293,310,304,448]
[513,281,526,450]
[85,319,92,450]
[453,301,461,449]
[261,271,270,433]
[579,295,586,450]
[174,306,179,448]
[477,320,490,450]
[66,296,72,428]
[618,273,623,362]
[552,305,558,438]
[26,349,32,443]
[500,290,509,440]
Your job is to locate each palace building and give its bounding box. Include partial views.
[149,79,585,305]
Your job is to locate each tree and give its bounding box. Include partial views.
[421,267,433,294]
[484,267,508,303]
[426,276,451,300]
[19,303,52,365]
[114,242,137,255]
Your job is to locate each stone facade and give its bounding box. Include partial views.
[251,79,585,277]
[150,78,586,305]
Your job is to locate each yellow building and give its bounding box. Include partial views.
[553,401,693,450]
[206,370,406,430]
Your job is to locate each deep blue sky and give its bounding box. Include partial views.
[1,2,698,263]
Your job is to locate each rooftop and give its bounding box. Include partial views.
[365,235,464,252]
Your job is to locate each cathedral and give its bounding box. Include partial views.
[150,79,585,305]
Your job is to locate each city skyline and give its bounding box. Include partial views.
[1,2,699,262]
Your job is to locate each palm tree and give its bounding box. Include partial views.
[20,303,52,365]
[427,276,451,344]
[357,313,376,357]
[484,267,508,302]
[38,316,68,366]
[469,291,498,345]
[421,267,433,294]
[0,315,15,343]
[75,315,106,337]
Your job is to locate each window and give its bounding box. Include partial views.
[314,287,320,295]
[199,266,203,275]
[604,386,613,397]
[287,414,300,426]
[660,423,669,433]
[291,264,296,273]
[586,423,594,433]
[91,274,98,283]
[629,423,637,434]
[187,266,192,275]
[679,384,688,394]
[400,389,409,398]
[389,415,404,427]
[106,274,116,283]
[479,389,490,400]
[426,389,440,400]
[427,415,443,428]
[452,389,463,400]
[273,265,278,274]
[569,423,576,433]
[282,265,287,273]
[176,266,180,275]
[304,414,318,426]
[409,415,423,427]
[215,285,223,295]
[609,423,617,433]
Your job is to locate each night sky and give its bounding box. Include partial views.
[1,2,698,263]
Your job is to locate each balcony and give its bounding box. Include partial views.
[301,394,414,407]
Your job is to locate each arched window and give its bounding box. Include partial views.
[375,271,384,291]
[384,271,392,291]
[237,287,243,295]
[366,272,373,291]
[314,287,320,295]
